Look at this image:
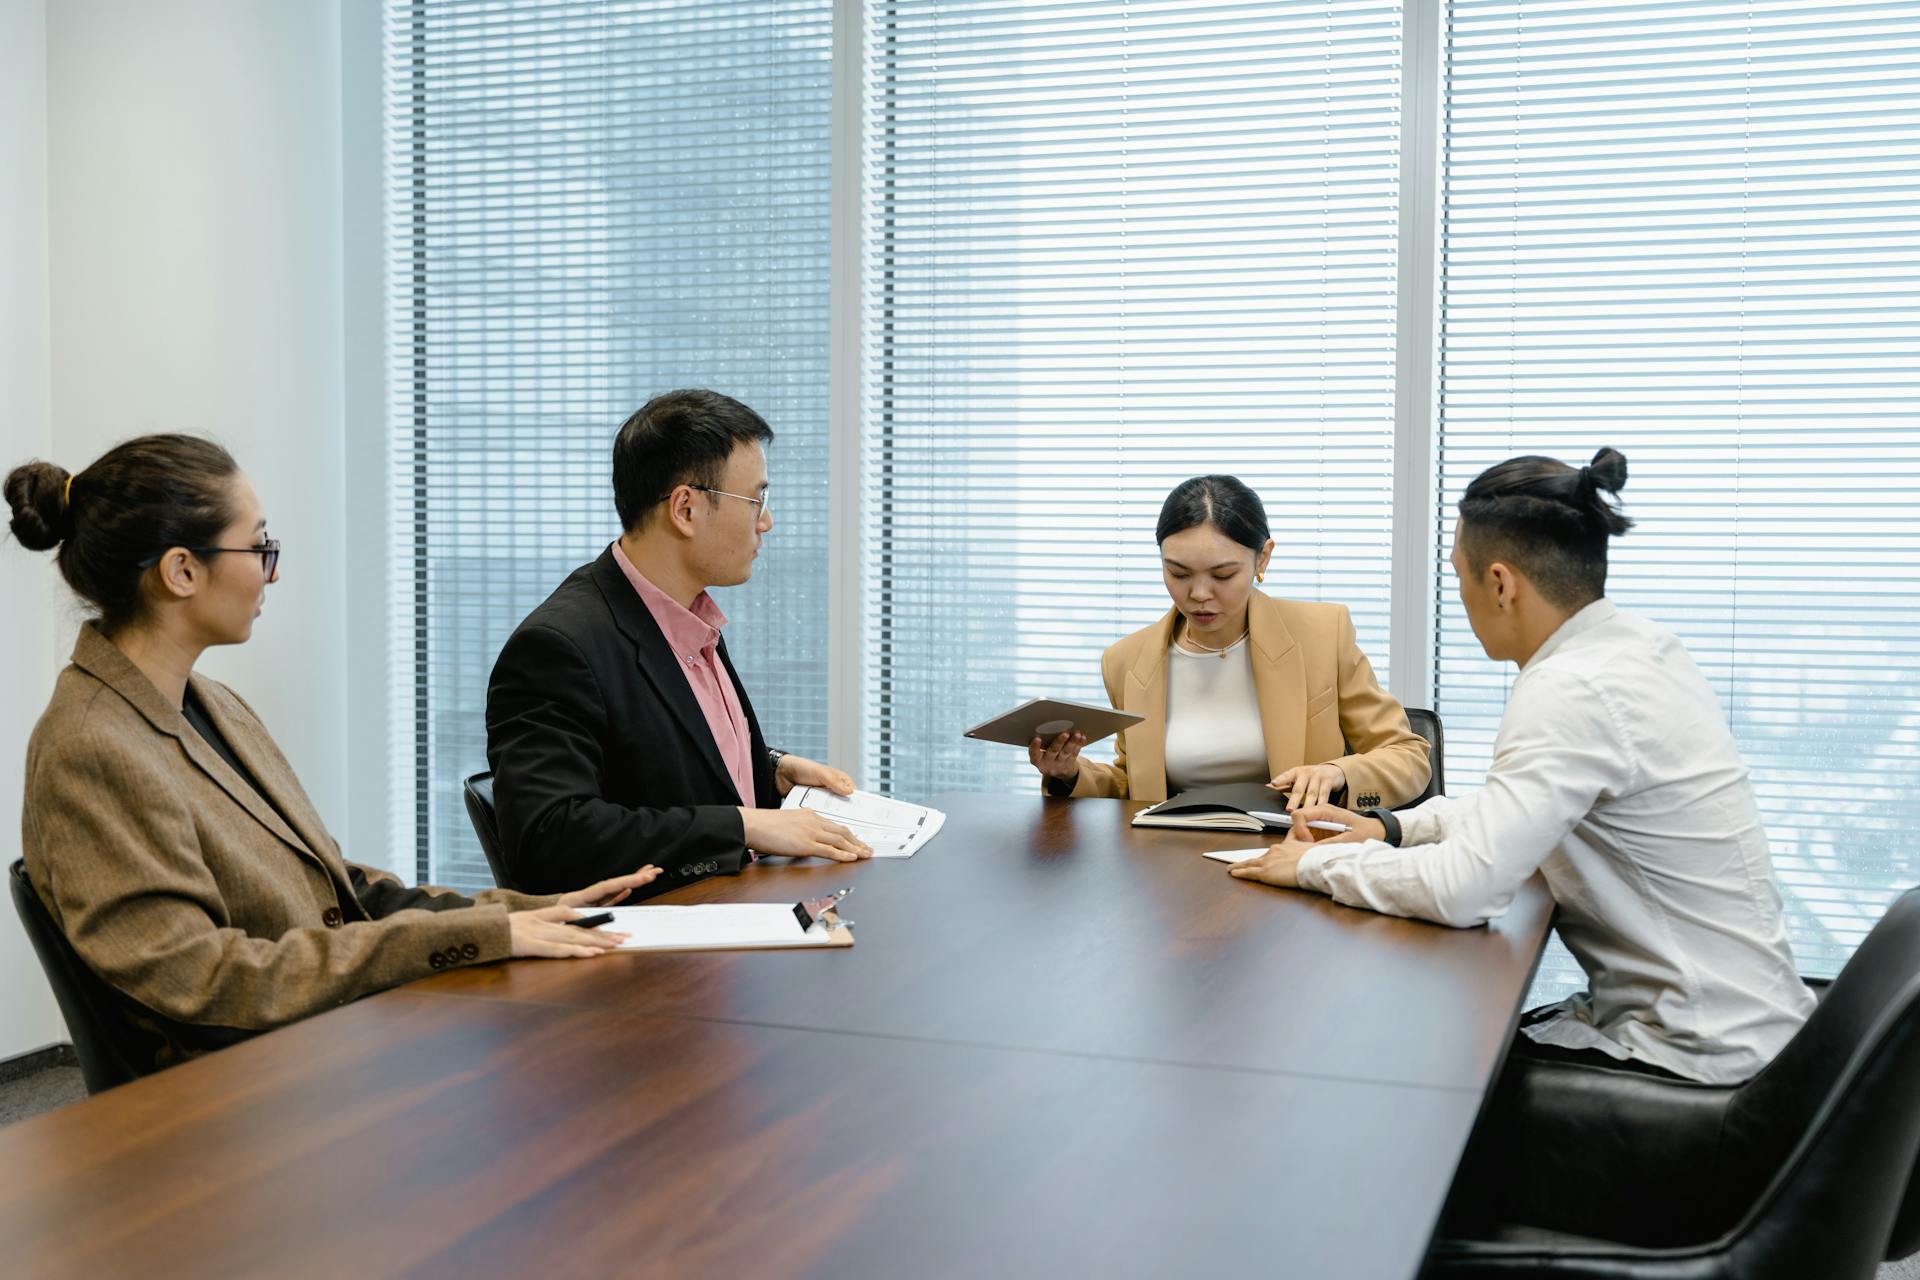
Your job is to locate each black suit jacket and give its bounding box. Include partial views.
[485,548,780,896]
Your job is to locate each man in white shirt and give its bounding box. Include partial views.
[1231,447,1815,1086]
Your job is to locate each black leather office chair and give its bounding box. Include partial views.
[462,771,516,891]
[9,859,161,1095]
[1401,707,1445,808]
[1422,885,1920,1279]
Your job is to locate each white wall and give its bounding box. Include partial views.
[45,1,350,824]
[2,0,362,1062]
[0,0,69,1062]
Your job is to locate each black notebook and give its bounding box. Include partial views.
[1130,782,1347,834]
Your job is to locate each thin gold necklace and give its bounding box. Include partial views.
[1178,625,1248,660]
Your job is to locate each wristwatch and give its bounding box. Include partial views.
[767,747,788,771]
[1363,806,1403,847]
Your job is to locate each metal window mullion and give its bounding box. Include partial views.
[828,0,866,778]
[1392,0,1443,713]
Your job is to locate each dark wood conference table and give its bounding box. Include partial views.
[0,795,1553,1279]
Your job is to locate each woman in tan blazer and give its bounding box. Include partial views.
[1031,475,1430,810]
[6,435,656,1073]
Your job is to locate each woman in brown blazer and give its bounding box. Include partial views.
[6,435,656,1072]
[1030,475,1430,810]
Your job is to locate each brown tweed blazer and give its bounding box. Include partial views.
[21,625,551,1064]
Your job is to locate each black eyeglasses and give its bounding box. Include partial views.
[140,539,281,579]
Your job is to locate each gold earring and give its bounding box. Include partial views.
[1256,570,1265,583]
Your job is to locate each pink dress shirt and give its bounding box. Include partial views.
[611,543,758,808]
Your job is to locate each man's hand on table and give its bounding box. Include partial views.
[1228,803,1386,890]
[775,753,857,798]
[740,806,874,862]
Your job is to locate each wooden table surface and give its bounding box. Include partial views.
[0,795,1553,1280]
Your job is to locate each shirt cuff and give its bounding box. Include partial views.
[1294,844,1334,895]
[1295,839,1400,897]
[1399,800,1448,847]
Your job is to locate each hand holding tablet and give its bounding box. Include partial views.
[962,697,1144,748]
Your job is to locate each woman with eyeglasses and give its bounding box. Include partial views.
[6,435,657,1077]
[1029,474,1432,812]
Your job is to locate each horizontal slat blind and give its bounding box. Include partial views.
[1436,0,1920,996]
[861,0,1405,799]
[386,0,832,888]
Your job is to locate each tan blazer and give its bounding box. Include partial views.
[21,625,551,1068]
[1057,592,1431,807]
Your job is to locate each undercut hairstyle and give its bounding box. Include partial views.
[1457,446,1634,610]
[1156,475,1270,553]
[5,434,241,633]
[612,389,775,530]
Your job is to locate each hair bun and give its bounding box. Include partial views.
[1584,446,1628,495]
[4,460,75,552]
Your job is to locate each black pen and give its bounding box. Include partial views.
[568,911,616,930]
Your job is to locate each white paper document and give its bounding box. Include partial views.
[1201,847,1270,865]
[596,903,843,951]
[780,786,946,858]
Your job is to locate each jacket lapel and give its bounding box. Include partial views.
[1247,592,1305,781]
[186,675,345,875]
[68,626,325,866]
[588,549,740,801]
[1122,609,1179,802]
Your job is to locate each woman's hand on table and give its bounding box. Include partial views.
[509,904,629,958]
[1268,762,1347,811]
[557,865,661,909]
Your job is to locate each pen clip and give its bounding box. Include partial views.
[794,886,854,933]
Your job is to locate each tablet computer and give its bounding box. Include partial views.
[962,698,1144,748]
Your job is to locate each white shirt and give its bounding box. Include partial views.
[1296,600,1815,1084]
[1162,635,1269,794]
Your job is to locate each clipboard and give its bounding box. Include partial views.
[963,697,1144,748]
[598,893,855,953]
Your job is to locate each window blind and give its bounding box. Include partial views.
[860,0,1407,799]
[386,0,832,888]
[1436,0,1920,995]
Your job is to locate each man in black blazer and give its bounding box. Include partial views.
[486,389,869,896]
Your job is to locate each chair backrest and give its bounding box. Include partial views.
[1714,886,1920,1272]
[8,860,159,1095]
[1886,1132,1920,1261]
[1400,707,1445,808]
[462,771,516,891]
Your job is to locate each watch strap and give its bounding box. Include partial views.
[1363,806,1403,848]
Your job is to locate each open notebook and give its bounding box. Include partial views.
[1131,782,1348,834]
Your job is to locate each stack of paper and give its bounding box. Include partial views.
[594,903,846,952]
[780,787,946,858]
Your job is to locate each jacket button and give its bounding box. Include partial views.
[322,907,343,928]
[428,953,446,970]
[461,943,478,961]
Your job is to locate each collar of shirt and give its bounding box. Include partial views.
[610,541,729,660]
[1521,597,1619,674]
